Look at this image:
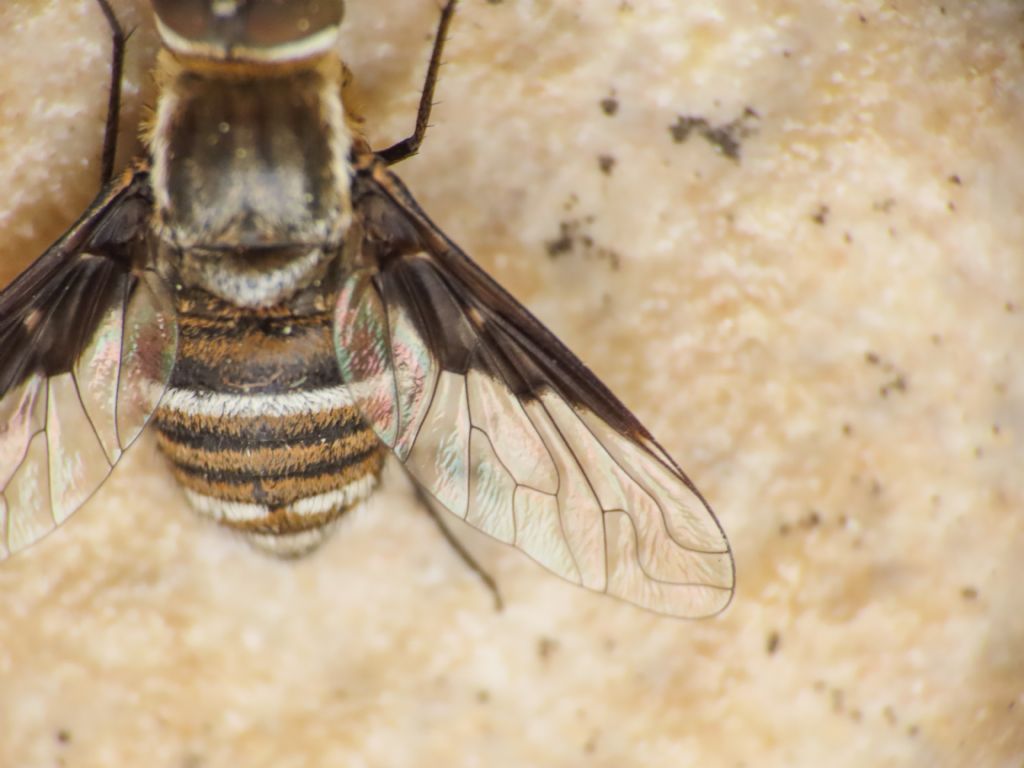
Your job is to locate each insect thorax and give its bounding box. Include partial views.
[149,52,353,308]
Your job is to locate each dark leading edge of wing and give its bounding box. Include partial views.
[0,165,177,559]
[0,167,153,397]
[335,155,735,618]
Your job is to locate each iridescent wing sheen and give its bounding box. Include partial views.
[334,158,734,618]
[0,165,177,559]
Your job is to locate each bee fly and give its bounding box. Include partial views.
[0,0,734,617]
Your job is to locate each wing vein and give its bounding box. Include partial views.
[573,396,727,556]
[71,367,114,472]
[43,380,56,528]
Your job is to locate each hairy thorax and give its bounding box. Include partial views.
[149,52,353,308]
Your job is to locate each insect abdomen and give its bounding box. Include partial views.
[153,291,384,557]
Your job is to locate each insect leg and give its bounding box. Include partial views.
[376,0,458,166]
[411,481,504,612]
[91,0,127,185]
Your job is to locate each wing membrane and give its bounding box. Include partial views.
[336,158,734,617]
[0,167,177,559]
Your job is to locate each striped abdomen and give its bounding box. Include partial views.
[153,292,384,557]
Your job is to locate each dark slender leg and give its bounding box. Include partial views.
[376,0,458,166]
[413,483,504,611]
[92,0,126,185]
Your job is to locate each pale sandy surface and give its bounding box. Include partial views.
[1,1,1022,766]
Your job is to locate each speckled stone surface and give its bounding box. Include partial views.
[1,1,1022,766]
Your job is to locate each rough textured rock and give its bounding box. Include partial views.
[1,1,1021,766]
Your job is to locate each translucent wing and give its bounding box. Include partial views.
[0,165,177,559]
[334,157,734,618]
